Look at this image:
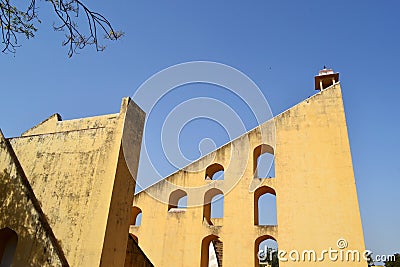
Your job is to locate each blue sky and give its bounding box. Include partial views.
[0,0,399,261]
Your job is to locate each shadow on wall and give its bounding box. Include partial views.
[0,168,67,266]
[0,227,18,266]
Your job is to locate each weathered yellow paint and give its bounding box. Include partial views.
[0,130,68,266]
[131,83,366,266]
[0,82,366,267]
[1,97,145,266]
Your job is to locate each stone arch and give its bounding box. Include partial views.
[255,235,277,267]
[253,144,274,178]
[254,186,277,225]
[205,163,224,180]
[200,234,223,267]
[203,188,224,225]
[168,189,188,211]
[130,206,142,226]
[0,227,18,267]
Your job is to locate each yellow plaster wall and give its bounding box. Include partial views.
[5,98,145,266]
[130,84,366,266]
[274,84,366,266]
[0,131,68,266]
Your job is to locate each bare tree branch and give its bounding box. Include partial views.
[0,0,123,56]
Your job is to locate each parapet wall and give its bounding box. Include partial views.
[130,84,366,266]
[0,130,68,266]
[3,98,145,266]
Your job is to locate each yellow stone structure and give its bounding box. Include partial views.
[0,98,152,266]
[0,70,367,267]
[130,82,367,266]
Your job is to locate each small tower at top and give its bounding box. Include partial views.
[314,66,339,90]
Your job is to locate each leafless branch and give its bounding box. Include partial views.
[0,0,123,56]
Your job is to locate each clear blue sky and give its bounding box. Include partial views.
[0,0,399,260]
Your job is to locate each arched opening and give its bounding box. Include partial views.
[203,188,224,225]
[210,194,224,219]
[253,144,275,178]
[254,186,277,226]
[205,163,224,180]
[255,235,278,267]
[200,235,223,267]
[177,195,188,208]
[130,206,142,226]
[0,227,18,267]
[168,189,188,211]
